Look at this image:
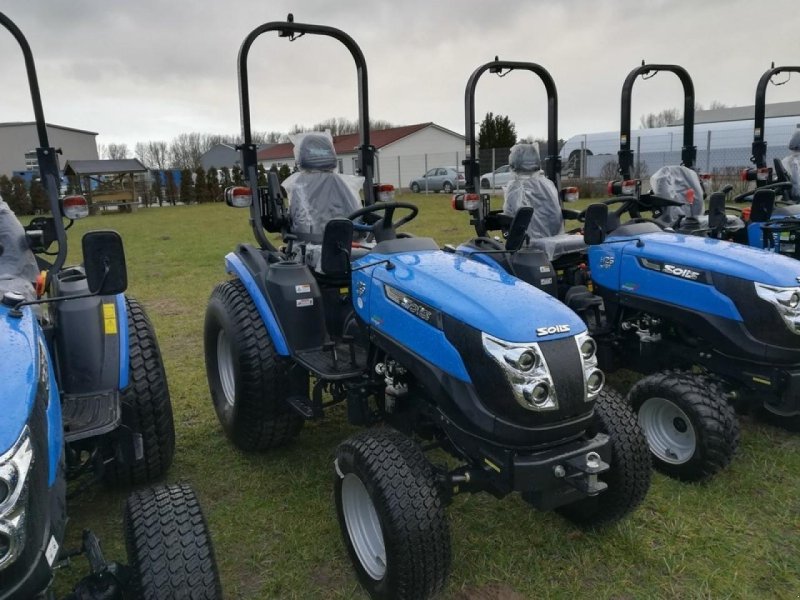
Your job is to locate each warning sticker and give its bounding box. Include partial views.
[295,284,311,294]
[296,298,314,307]
[103,303,118,335]
[46,535,59,566]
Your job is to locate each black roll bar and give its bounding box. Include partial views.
[463,60,560,192]
[751,65,800,170]
[619,63,696,179]
[0,12,67,277]
[237,16,374,248]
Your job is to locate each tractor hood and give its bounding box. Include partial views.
[611,232,800,286]
[363,250,585,342]
[0,305,37,454]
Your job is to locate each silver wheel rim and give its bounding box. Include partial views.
[638,397,696,464]
[341,473,386,581]
[216,330,236,408]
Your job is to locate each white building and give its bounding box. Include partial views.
[0,122,98,176]
[258,122,465,189]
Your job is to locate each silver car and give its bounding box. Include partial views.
[480,164,514,189]
[409,166,464,193]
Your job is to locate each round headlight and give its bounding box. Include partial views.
[528,382,550,406]
[587,369,605,394]
[580,338,597,360]
[517,350,537,371]
[789,292,800,309]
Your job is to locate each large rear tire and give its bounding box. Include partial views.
[628,370,739,481]
[104,296,175,486]
[334,428,451,600]
[555,387,651,528]
[204,279,304,451]
[124,483,222,599]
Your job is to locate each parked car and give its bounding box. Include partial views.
[480,164,514,189]
[409,166,464,193]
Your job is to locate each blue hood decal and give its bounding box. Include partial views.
[609,232,800,286]
[0,305,36,454]
[360,250,585,342]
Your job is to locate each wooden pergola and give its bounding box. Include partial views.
[63,159,148,212]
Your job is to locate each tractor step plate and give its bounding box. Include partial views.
[62,391,121,442]
[295,342,367,380]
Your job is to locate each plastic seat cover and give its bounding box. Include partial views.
[0,198,38,301]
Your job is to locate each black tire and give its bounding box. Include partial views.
[334,428,451,600]
[628,370,739,481]
[105,296,175,486]
[554,387,651,528]
[410,182,420,193]
[204,279,304,451]
[442,181,453,194]
[124,483,222,599]
[480,178,491,189]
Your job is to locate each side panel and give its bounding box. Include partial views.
[588,245,623,291]
[116,293,129,389]
[224,252,290,355]
[40,330,63,486]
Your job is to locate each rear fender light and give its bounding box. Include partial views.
[700,173,712,189]
[62,195,89,220]
[607,180,638,196]
[224,186,252,208]
[562,186,579,202]
[374,183,395,202]
[452,193,481,211]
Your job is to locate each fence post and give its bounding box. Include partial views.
[706,130,712,173]
[424,153,429,194]
[456,152,460,190]
[397,155,401,191]
[580,140,586,180]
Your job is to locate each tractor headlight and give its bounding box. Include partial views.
[754,283,800,335]
[576,332,604,400]
[0,427,33,572]
[482,333,558,411]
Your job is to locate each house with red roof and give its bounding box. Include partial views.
[257,122,464,189]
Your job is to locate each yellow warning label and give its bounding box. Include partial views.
[103,303,118,335]
[484,458,501,473]
[751,376,771,386]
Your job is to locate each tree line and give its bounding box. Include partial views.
[102,117,397,170]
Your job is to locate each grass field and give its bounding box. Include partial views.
[52,193,800,599]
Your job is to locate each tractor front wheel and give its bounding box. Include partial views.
[334,428,451,600]
[553,387,651,528]
[124,483,222,599]
[629,370,739,481]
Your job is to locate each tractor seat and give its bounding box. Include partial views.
[502,143,586,261]
[649,165,705,227]
[281,132,364,243]
[0,198,38,301]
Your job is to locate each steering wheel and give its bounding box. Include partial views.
[347,201,419,241]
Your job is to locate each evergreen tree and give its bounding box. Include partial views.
[179,168,194,204]
[257,163,267,187]
[277,164,291,182]
[194,166,208,203]
[206,167,222,202]
[29,179,48,213]
[8,176,32,214]
[151,172,164,206]
[219,166,231,186]
[478,112,517,149]
[165,170,178,205]
[231,165,244,185]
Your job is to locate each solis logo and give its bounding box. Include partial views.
[536,324,571,337]
[663,264,701,280]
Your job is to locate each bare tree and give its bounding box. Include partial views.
[639,108,680,129]
[101,143,130,160]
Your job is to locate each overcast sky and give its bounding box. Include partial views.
[0,0,797,150]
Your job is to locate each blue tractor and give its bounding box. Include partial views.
[453,58,800,484]
[0,12,221,599]
[204,17,651,600]
[613,63,800,259]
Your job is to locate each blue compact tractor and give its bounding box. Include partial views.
[453,59,800,485]
[0,13,221,598]
[204,17,650,600]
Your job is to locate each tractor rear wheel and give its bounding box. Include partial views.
[104,296,175,486]
[124,483,222,599]
[554,387,651,528]
[204,279,304,451]
[629,370,739,481]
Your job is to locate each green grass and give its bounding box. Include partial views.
[51,195,800,599]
